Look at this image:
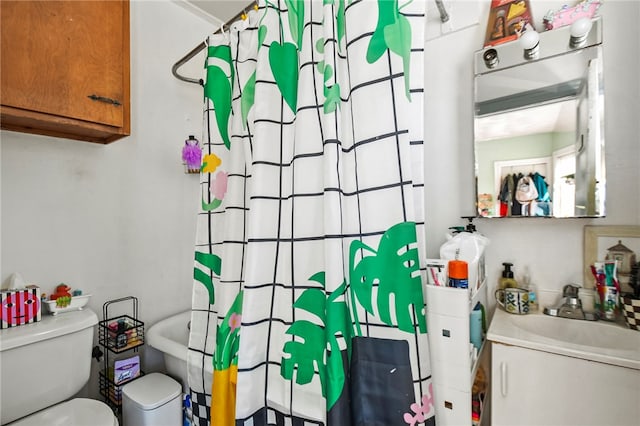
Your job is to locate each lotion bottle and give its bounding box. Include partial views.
[499,262,518,289]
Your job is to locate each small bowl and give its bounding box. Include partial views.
[42,294,91,315]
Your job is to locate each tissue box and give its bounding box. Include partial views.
[113,355,141,385]
[1,285,42,329]
[484,0,534,47]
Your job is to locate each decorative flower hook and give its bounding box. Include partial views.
[182,135,202,174]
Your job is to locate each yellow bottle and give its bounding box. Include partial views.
[499,262,518,289]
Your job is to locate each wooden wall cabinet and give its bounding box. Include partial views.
[1,1,130,144]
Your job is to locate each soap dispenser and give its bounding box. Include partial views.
[499,262,518,289]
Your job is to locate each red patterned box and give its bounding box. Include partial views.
[1,285,42,329]
[484,0,535,47]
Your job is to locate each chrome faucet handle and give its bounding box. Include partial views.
[562,284,581,298]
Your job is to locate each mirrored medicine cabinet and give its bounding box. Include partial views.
[473,17,604,218]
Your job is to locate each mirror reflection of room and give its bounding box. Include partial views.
[476,100,576,217]
[474,18,605,218]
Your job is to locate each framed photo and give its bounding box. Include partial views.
[584,225,640,290]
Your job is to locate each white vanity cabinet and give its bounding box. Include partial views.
[426,281,490,425]
[492,339,640,426]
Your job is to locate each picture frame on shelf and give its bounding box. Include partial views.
[584,225,640,291]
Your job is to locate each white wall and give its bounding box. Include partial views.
[1,0,217,396]
[1,1,218,320]
[424,0,640,301]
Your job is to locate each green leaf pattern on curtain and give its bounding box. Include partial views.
[281,290,327,385]
[214,291,244,370]
[349,222,427,334]
[268,41,299,113]
[322,0,346,44]
[239,19,268,129]
[193,251,222,305]
[284,0,305,50]
[315,38,341,114]
[204,45,234,149]
[281,272,353,411]
[240,71,256,129]
[266,0,304,113]
[336,0,346,46]
[282,222,426,410]
[366,0,413,100]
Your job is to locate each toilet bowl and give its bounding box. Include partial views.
[8,398,117,426]
[0,309,118,425]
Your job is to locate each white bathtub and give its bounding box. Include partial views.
[147,311,191,393]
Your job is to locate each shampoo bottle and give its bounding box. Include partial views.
[499,262,518,289]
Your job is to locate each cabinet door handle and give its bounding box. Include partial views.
[500,361,508,397]
[87,94,122,106]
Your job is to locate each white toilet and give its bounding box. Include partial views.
[0,308,118,426]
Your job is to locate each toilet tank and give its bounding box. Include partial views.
[0,308,98,424]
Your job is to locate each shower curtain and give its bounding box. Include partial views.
[187,1,433,425]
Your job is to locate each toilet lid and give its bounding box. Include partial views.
[10,398,117,426]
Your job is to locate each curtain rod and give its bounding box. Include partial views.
[172,1,257,85]
[434,0,449,23]
[172,0,448,85]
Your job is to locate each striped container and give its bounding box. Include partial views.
[0,285,41,329]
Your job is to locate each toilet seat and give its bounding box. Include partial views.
[9,398,118,426]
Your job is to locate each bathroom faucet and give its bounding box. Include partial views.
[557,284,585,319]
[543,284,598,321]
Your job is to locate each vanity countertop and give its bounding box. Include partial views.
[487,308,640,370]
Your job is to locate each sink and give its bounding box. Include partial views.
[488,309,640,370]
[511,312,638,350]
